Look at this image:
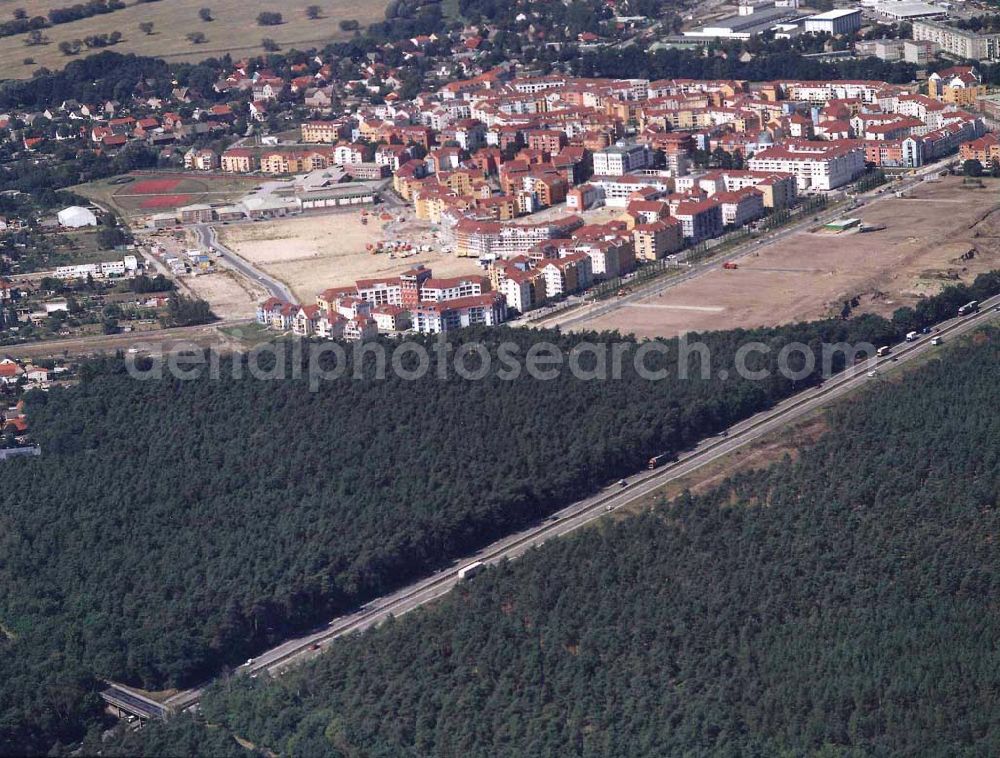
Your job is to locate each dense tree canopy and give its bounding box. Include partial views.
[0,51,173,110]
[0,274,996,753]
[125,331,1000,757]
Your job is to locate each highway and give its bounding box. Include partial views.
[164,294,999,713]
[193,223,296,303]
[101,683,169,722]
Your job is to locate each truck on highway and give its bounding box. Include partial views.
[958,300,979,316]
[647,453,673,470]
[876,346,892,357]
[457,561,485,581]
[905,331,919,342]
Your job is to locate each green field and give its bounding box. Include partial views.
[0,0,386,80]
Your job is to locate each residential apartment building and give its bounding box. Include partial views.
[747,140,864,191]
[960,133,1000,164]
[453,216,584,258]
[184,148,218,171]
[301,120,348,142]
[409,293,507,333]
[633,219,684,260]
[541,252,593,298]
[592,142,653,176]
[420,275,486,302]
[912,19,1000,61]
[714,188,765,228]
[220,148,257,173]
[672,200,723,242]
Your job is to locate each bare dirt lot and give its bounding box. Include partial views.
[0,0,384,80]
[571,176,1000,338]
[220,210,485,302]
[183,269,262,320]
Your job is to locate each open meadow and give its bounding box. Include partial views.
[0,0,384,79]
[219,210,485,302]
[568,175,1000,338]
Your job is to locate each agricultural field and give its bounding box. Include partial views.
[0,0,385,80]
[568,175,1000,339]
[219,209,484,302]
[73,172,259,219]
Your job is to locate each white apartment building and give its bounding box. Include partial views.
[454,217,584,258]
[592,143,653,176]
[420,276,484,302]
[586,175,672,208]
[748,140,864,191]
[354,278,403,306]
[333,144,365,165]
[409,294,507,333]
[498,271,536,313]
[783,80,884,104]
[541,253,593,298]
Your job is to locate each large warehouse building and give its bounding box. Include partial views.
[803,8,862,35]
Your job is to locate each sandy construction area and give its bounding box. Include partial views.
[220,211,483,302]
[570,176,1000,339]
[184,270,263,320]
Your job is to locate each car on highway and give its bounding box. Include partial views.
[867,371,878,378]
[245,658,254,666]
[617,478,627,487]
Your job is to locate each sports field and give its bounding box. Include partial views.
[74,172,260,218]
[0,0,385,80]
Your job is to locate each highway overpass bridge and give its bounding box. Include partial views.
[100,683,170,723]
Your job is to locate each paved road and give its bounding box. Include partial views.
[101,684,169,721]
[193,224,296,303]
[165,295,999,713]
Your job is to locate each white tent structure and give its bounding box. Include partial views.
[57,206,97,228]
